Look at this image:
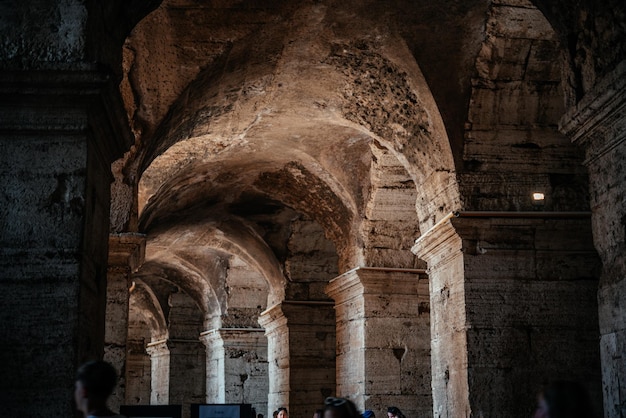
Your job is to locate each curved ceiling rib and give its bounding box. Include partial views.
[130,278,170,341]
[134,256,221,324]
[144,217,285,307]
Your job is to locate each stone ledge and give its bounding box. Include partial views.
[559,59,626,164]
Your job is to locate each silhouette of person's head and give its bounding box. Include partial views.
[533,380,595,418]
[324,397,360,418]
[74,360,119,417]
[386,407,404,418]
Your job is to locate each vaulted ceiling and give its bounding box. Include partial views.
[109,0,590,325]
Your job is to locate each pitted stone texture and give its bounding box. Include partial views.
[285,218,338,301]
[0,0,87,68]
[326,268,431,418]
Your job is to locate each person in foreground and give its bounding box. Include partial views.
[324,397,360,418]
[361,410,375,418]
[386,407,405,418]
[75,360,125,418]
[533,380,596,418]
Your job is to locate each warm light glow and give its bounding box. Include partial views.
[532,192,545,201]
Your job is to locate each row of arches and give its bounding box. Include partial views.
[3,0,623,417]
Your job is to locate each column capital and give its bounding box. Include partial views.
[108,233,146,271]
[326,267,427,304]
[145,339,170,357]
[412,212,462,267]
[200,327,265,343]
[258,304,287,332]
[0,68,134,164]
[559,59,626,164]
[413,211,593,264]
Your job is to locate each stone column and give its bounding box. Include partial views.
[0,68,133,416]
[125,337,152,405]
[560,60,626,418]
[168,339,206,418]
[146,340,171,405]
[412,213,602,418]
[201,331,225,404]
[105,233,146,410]
[325,267,431,418]
[200,328,268,414]
[259,301,336,418]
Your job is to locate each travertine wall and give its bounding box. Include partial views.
[363,145,422,269]
[106,234,146,410]
[126,337,152,405]
[414,214,602,417]
[201,329,269,415]
[167,293,206,418]
[326,268,431,418]
[0,36,132,418]
[560,60,626,418]
[259,302,337,418]
[147,341,171,405]
[2,2,626,418]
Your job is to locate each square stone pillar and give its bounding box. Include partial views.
[105,233,146,410]
[169,339,207,418]
[560,60,626,418]
[146,340,171,405]
[325,267,431,418]
[125,337,152,406]
[0,68,133,417]
[200,331,226,404]
[413,213,602,418]
[200,328,268,414]
[259,301,336,418]
[259,304,290,415]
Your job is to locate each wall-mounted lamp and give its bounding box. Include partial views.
[532,192,545,208]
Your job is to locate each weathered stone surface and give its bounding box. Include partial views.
[326,268,431,418]
[3,0,626,417]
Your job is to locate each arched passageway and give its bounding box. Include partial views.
[112,1,603,417]
[2,0,625,417]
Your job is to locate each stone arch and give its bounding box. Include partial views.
[129,270,207,409]
[142,216,285,307]
[461,0,589,212]
[123,6,459,415]
[138,139,363,270]
[360,142,422,269]
[125,1,460,241]
[126,279,169,405]
[411,3,603,417]
[130,278,169,342]
[135,257,222,328]
[319,37,460,230]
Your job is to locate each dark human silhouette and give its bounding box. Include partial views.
[533,380,596,418]
[324,397,360,418]
[75,360,125,418]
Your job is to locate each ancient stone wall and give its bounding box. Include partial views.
[560,60,626,418]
